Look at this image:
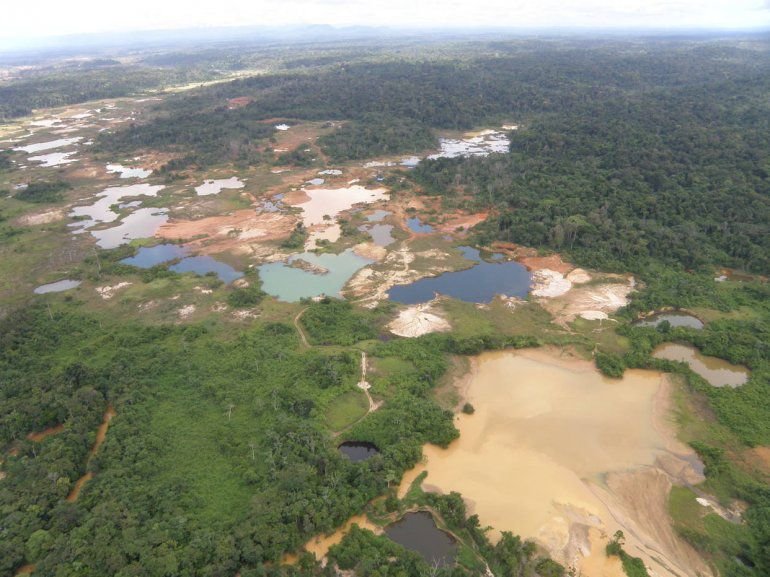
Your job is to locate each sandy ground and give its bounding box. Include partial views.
[436,212,488,234]
[388,302,451,337]
[96,282,132,300]
[17,209,67,226]
[352,242,388,261]
[538,277,635,325]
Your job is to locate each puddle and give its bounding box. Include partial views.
[260,193,285,213]
[635,312,704,329]
[194,177,244,196]
[14,137,81,154]
[169,256,243,283]
[406,217,434,234]
[389,246,530,304]
[106,164,152,179]
[359,224,395,247]
[338,441,380,462]
[306,178,325,186]
[258,249,373,302]
[398,348,703,575]
[319,169,343,176]
[384,511,456,567]
[34,279,81,294]
[653,343,749,387]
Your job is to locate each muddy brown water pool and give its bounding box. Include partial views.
[398,348,706,577]
[635,312,704,329]
[653,343,749,387]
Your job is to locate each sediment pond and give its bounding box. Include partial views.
[258,249,373,301]
[389,246,530,304]
[398,348,706,577]
[635,312,704,329]
[653,343,749,387]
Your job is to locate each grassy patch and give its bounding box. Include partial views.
[325,389,369,431]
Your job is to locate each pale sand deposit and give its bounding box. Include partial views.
[388,303,451,337]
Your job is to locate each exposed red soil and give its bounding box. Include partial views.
[227,97,253,109]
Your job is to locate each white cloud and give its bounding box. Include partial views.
[3,0,769,42]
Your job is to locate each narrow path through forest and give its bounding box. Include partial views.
[293,307,310,348]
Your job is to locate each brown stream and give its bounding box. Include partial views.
[66,406,116,502]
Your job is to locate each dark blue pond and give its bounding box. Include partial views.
[338,441,380,462]
[170,256,243,284]
[122,245,243,283]
[389,246,531,304]
[406,217,434,234]
[384,512,457,567]
[121,244,188,268]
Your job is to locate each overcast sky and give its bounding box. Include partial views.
[4,0,770,43]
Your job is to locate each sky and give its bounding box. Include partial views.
[3,0,770,44]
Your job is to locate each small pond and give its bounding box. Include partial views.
[384,512,457,567]
[28,151,78,167]
[338,441,380,462]
[121,244,188,268]
[34,279,81,294]
[106,164,152,179]
[258,249,372,302]
[14,137,81,154]
[121,245,242,283]
[90,208,169,249]
[359,223,395,247]
[366,210,391,222]
[389,246,531,304]
[195,177,244,196]
[170,256,243,284]
[653,343,749,388]
[406,217,434,234]
[635,312,704,330]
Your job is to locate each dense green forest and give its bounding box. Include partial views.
[0,302,540,576]
[0,63,215,120]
